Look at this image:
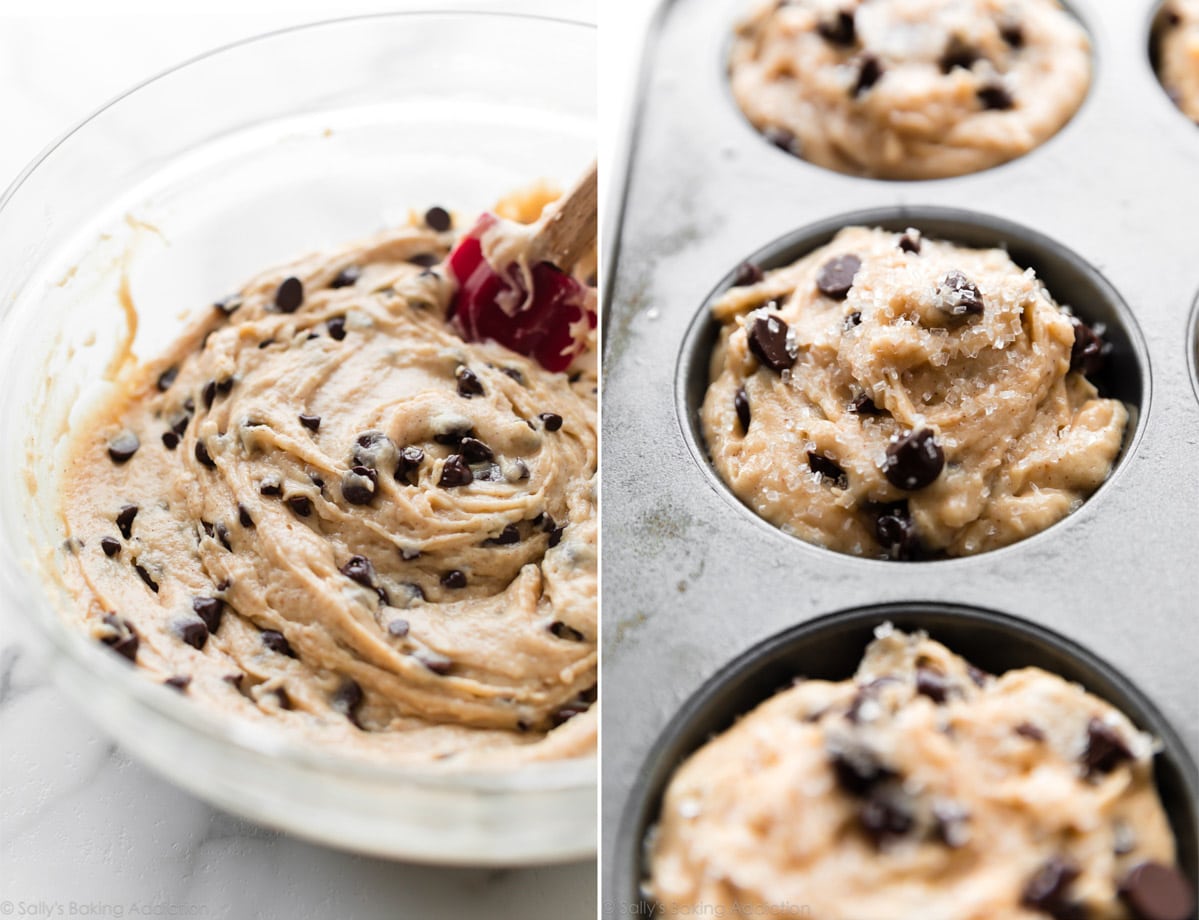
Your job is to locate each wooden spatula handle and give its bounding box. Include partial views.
[528,160,598,272]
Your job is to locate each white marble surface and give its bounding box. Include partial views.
[0,3,597,916]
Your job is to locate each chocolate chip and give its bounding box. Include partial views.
[161,431,180,450]
[915,666,952,703]
[898,229,922,254]
[275,687,293,710]
[116,504,138,539]
[1119,862,1196,920]
[107,430,140,464]
[1016,721,1046,742]
[932,801,971,848]
[501,366,525,384]
[195,439,215,469]
[1022,858,1083,920]
[174,616,209,650]
[747,314,797,373]
[261,629,296,658]
[217,377,234,397]
[164,675,191,692]
[100,536,121,558]
[1083,717,1133,776]
[286,495,313,517]
[330,265,361,289]
[100,614,139,662]
[874,502,921,560]
[883,429,944,490]
[456,365,484,398]
[1000,21,1025,48]
[549,621,585,641]
[409,253,440,268]
[433,425,474,446]
[537,513,557,533]
[237,504,254,529]
[171,412,190,437]
[1069,316,1108,376]
[214,294,242,316]
[418,650,453,675]
[967,664,989,687]
[340,554,376,588]
[935,270,985,318]
[978,83,1015,110]
[342,466,378,505]
[459,437,493,463]
[817,9,855,45]
[326,316,347,340]
[734,387,751,433]
[133,561,159,593]
[552,703,590,726]
[439,455,473,488]
[858,793,913,846]
[733,261,764,287]
[192,597,224,633]
[201,521,215,539]
[844,311,862,330]
[216,522,232,551]
[808,452,848,489]
[763,126,800,155]
[388,618,410,638]
[223,672,244,689]
[395,446,424,483]
[441,570,467,589]
[260,479,283,497]
[940,36,981,73]
[830,745,896,796]
[548,524,567,548]
[848,392,881,415]
[817,254,862,300]
[157,366,179,391]
[202,380,217,408]
[275,276,304,313]
[424,206,452,232]
[332,678,364,726]
[399,546,421,561]
[846,676,897,723]
[853,55,883,96]
[488,524,521,546]
[539,412,563,432]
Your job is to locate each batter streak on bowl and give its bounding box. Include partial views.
[59,200,597,766]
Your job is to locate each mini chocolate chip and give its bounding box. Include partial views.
[1069,316,1108,376]
[883,429,945,490]
[935,270,985,318]
[192,596,224,633]
[297,413,321,433]
[214,294,242,316]
[1015,721,1046,741]
[548,524,567,548]
[340,555,376,588]
[763,125,800,154]
[808,452,848,489]
[439,455,473,488]
[330,265,361,289]
[418,650,453,675]
[260,480,283,497]
[161,431,180,450]
[733,261,764,287]
[549,620,585,641]
[238,504,254,528]
[332,678,364,726]
[342,466,378,505]
[845,311,863,330]
[116,504,138,539]
[202,521,215,539]
[388,618,410,638]
[874,502,921,561]
[133,562,159,593]
[157,366,179,391]
[261,629,296,658]
[858,793,914,846]
[409,253,440,268]
[164,675,191,692]
[275,687,293,710]
[830,745,896,796]
[898,229,922,254]
[734,387,751,433]
[107,430,140,464]
[424,206,452,232]
[501,366,525,384]
[395,446,424,483]
[1083,717,1133,776]
[202,380,217,408]
[747,314,797,372]
[433,425,474,446]
[174,616,209,650]
[216,523,232,551]
[216,578,231,592]
[978,83,1015,110]
[817,254,862,299]
[217,377,234,397]
[489,524,521,546]
[1000,21,1025,48]
[846,676,897,723]
[195,439,215,469]
[100,536,122,558]
[848,392,881,415]
[101,614,139,662]
[441,570,467,589]
[456,365,484,398]
[459,437,493,463]
[223,672,244,689]
[1119,861,1196,920]
[967,664,989,687]
[552,704,589,726]
[1022,858,1083,920]
[853,55,883,96]
[915,667,952,703]
[537,513,556,533]
[286,495,313,517]
[540,412,564,432]
[327,316,347,340]
[275,276,304,313]
[817,9,855,45]
[399,546,421,561]
[940,35,981,73]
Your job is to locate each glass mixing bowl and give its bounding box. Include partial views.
[0,10,596,865]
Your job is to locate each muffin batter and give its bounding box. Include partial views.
[702,226,1126,559]
[647,625,1192,920]
[730,0,1091,179]
[1156,0,1199,122]
[61,208,597,766]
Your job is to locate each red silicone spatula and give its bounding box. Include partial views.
[446,162,598,373]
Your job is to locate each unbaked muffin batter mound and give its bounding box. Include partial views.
[730,0,1091,179]
[647,626,1190,920]
[1156,0,1199,122]
[61,211,597,766]
[702,226,1127,559]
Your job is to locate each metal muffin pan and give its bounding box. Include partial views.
[601,0,1199,910]
[1189,291,1199,404]
[611,603,1199,914]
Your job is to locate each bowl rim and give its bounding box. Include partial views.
[0,8,597,793]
